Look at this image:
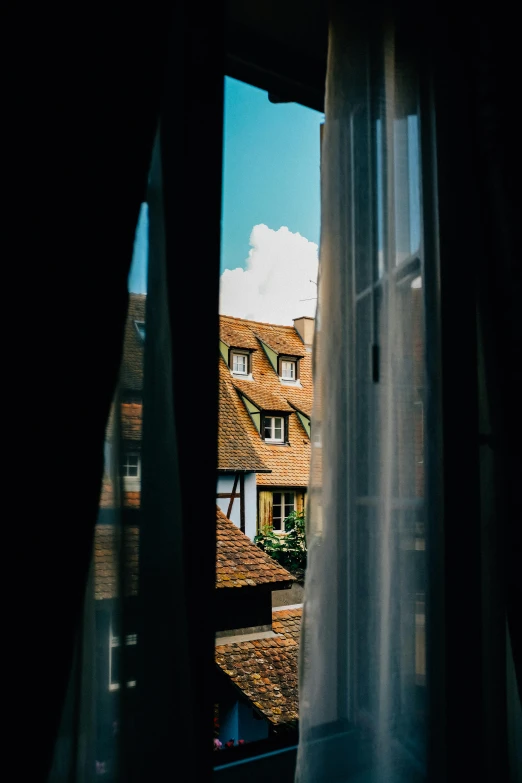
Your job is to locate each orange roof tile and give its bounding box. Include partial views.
[216,607,302,726]
[218,379,269,473]
[99,478,141,509]
[94,525,139,600]
[216,507,294,589]
[94,507,292,600]
[219,315,313,488]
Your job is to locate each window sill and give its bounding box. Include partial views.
[231,371,254,381]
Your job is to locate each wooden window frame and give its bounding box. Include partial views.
[263,415,285,443]
[231,350,249,375]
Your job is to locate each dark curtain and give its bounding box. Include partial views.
[9,8,171,778]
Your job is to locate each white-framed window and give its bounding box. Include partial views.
[264,416,285,443]
[121,453,140,478]
[109,632,138,691]
[281,360,296,380]
[272,491,295,532]
[231,351,249,375]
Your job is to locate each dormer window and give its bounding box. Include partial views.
[278,355,300,384]
[134,321,145,342]
[281,360,296,380]
[231,351,249,375]
[264,416,284,443]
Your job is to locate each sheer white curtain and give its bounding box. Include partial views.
[297,9,431,782]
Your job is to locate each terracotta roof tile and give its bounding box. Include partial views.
[120,294,145,392]
[219,316,313,488]
[216,608,302,726]
[94,507,292,599]
[99,478,141,509]
[106,402,143,442]
[216,507,294,589]
[94,526,139,600]
[218,377,269,472]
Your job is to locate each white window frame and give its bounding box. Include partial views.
[121,453,141,479]
[109,631,138,691]
[231,351,249,375]
[264,416,285,443]
[272,491,296,533]
[280,359,296,380]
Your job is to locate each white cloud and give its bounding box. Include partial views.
[220,224,319,325]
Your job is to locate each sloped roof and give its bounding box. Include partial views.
[216,507,294,589]
[218,380,269,473]
[215,607,301,726]
[99,478,140,509]
[119,294,145,392]
[219,315,313,487]
[94,507,292,600]
[94,525,139,600]
[105,402,142,442]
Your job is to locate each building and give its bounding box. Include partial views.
[90,296,306,767]
[217,314,314,540]
[92,506,301,759]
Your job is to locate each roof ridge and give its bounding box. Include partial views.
[220,314,298,331]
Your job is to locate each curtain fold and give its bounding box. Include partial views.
[297,7,433,782]
[16,9,172,779]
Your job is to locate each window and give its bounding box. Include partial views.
[121,453,140,478]
[134,320,145,342]
[263,416,284,443]
[231,352,249,375]
[272,492,295,532]
[281,360,296,380]
[109,632,138,691]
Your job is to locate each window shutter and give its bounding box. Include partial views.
[258,491,273,533]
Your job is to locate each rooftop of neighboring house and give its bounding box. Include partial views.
[94,506,294,600]
[215,607,301,726]
[119,293,146,393]
[216,507,294,589]
[219,314,314,486]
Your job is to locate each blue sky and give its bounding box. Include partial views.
[220,77,322,274]
[128,77,323,311]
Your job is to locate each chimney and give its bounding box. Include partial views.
[293,316,315,347]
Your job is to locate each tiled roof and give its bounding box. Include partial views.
[94,507,291,599]
[219,316,313,488]
[119,294,145,392]
[216,507,294,589]
[94,525,139,600]
[218,379,269,472]
[105,402,142,442]
[216,607,302,725]
[232,381,293,413]
[99,478,140,509]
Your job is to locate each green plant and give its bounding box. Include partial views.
[254,510,307,577]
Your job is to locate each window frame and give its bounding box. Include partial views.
[120,452,141,479]
[278,355,300,382]
[263,415,285,444]
[230,350,250,376]
[109,631,138,692]
[271,490,296,533]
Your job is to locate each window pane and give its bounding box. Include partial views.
[273,492,282,505]
[264,420,272,439]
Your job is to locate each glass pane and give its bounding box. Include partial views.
[264,421,272,439]
[273,493,282,505]
[284,493,294,505]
